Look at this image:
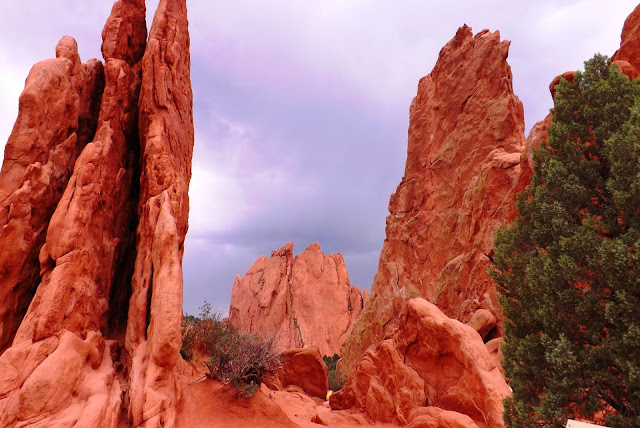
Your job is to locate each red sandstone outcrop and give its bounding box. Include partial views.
[0,0,192,426]
[612,4,640,72]
[341,25,527,373]
[335,7,640,425]
[229,242,366,356]
[270,348,329,399]
[125,0,193,424]
[0,36,104,352]
[331,299,510,428]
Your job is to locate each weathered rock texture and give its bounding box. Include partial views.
[271,348,329,399]
[125,0,193,425]
[0,0,193,426]
[335,7,640,425]
[612,3,640,73]
[229,242,366,357]
[0,36,104,352]
[340,25,528,373]
[331,299,510,428]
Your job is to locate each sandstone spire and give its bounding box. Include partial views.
[340,25,527,373]
[0,37,104,352]
[0,0,193,426]
[126,0,194,424]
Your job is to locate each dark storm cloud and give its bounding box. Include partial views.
[1,1,638,315]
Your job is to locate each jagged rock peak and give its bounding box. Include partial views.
[340,24,527,374]
[229,242,367,357]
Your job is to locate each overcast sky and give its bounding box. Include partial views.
[0,1,638,316]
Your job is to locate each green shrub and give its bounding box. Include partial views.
[492,55,640,427]
[323,354,347,392]
[181,302,281,398]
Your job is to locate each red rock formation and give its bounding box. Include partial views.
[229,242,366,356]
[125,0,193,425]
[334,8,640,425]
[341,25,527,373]
[331,299,510,428]
[0,0,193,426]
[270,348,329,399]
[229,243,303,351]
[290,243,365,357]
[612,4,640,72]
[0,36,104,352]
[0,0,146,424]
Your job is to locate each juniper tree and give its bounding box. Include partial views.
[491,54,640,427]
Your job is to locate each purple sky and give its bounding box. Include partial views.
[0,1,638,316]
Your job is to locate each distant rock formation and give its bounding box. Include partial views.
[0,0,193,426]
[340,25,528,373]
[229,242,367,357]
[330,299,510,427]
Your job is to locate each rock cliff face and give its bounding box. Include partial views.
[331,299,510,428]
[0,37,104,352]
[0,0,193,426]
[335,7,640,426]
[340,25,528,373]
[229,242,367,357]
[612,3,640,72]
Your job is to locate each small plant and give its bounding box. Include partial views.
[207,333,281,398]
[181,302,282,398]
[323,353,347,392]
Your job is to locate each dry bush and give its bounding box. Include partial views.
[181,302,281,397]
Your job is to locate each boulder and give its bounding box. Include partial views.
[331,299,510,428]
[549,71,576,100]
[273,348,329,399]
[466,308,497,341]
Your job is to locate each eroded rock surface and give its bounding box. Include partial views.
[229,242,366,357]
[0,36,104,352]
[340,25,527,373]
[612,4,640,72]
[0,0,193,426]
[270,348,329,399]
[125,0,194,425]
[331,299,510,428]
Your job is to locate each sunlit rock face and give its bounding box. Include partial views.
[0,0,193,426]
[340,25,529,374]
[229,242,367,357]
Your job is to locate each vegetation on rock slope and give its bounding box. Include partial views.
[492,54,640,427]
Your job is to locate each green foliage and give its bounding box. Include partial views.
[323,353,347,392]
[492,54,640,427]
[181,302,282,398]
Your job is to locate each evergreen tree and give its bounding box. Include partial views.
[492,54,640,427]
